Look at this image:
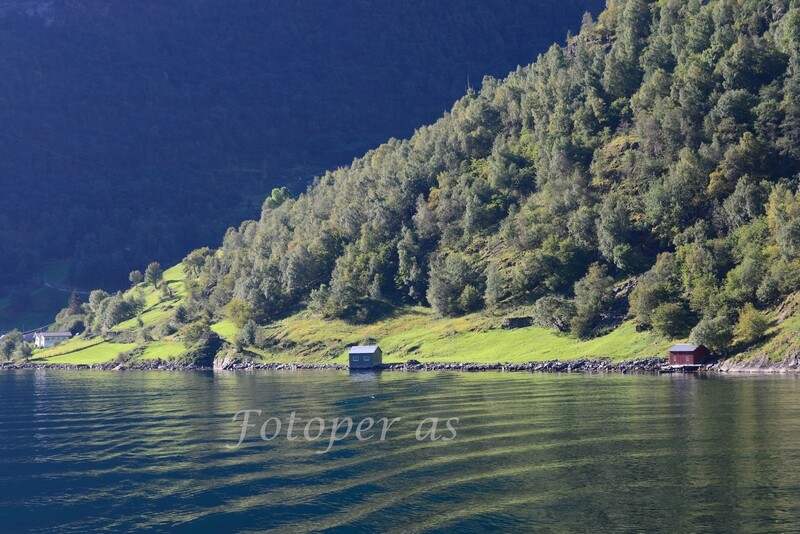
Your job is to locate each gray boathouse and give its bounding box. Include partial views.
[349,346,382,369]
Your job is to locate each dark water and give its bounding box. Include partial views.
[1,370,800,532]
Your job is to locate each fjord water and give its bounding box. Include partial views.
[1,371,799,532]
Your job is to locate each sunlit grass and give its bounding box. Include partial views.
[138,341,185,361]
[113,264,186,332]
[31,336,104,360]
[738,294,800,363]
[36,341,137,364]
[260,307,673,364]
[211,320,239,340]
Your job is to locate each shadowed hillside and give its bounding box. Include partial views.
[0,0,602,295]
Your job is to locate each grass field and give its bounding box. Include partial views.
[114,265,187,332]
[138,341,186,361]
[28,302,676,366]
[34,340,137,365]
[15,264,191,365]
[257,307,675,364]
[210,320,239,339]
[31,337,105,360]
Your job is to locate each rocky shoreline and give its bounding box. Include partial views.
[705,353,800,373]
[380,358,668,373]
[1,357,666,373]
[3,355,799,373]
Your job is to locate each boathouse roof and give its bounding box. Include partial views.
[668,343,701,352]
[349,346,380,354]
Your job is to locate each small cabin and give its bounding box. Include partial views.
[349,345,382,369]
[668,343,711,365]
[33,331,72,349]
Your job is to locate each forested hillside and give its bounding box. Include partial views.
[25,0,800,365]
[0,0,601,294]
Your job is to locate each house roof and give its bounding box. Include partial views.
[668,343,702,352]
[36,331,72,337]
[349,345,380,354]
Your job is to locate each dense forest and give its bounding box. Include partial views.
[18,0,800,364]
[0,0,602,294]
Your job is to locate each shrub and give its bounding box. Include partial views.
[181,323,209,347]
[158,322,178,338]
[129,270,144,285]
[532,295,575,332]
[651,302,692,338]
[690,315,734,355]
[228,299,253,328]
[174,337,225,367]
[459,285,482,312]
[734,303,770,345]
[570,264,614,339]
[236,320,258,347]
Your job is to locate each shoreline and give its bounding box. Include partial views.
[2,356,799,374]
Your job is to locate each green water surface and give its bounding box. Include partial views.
[1,370,798,532]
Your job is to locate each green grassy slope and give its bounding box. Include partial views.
[729,293,800,364]
[254,308,674,364]
[28,265,187,365]
[22,262,800,367]
[112,266,186,332]
[32,340,137,365]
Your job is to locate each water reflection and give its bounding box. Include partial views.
[1,371,799,532]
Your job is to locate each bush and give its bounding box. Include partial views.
[174,337,225,367]
[459,285,482,312]
[14,343,33,361]
[484,263,502,309]
[570,264,614,339]
[228,299,253,328]
[734,303,770,345]
[173,305,189,324]
[651,302,692,338]
[236,320,258,347]
[532,295,575,332]
[690,314,734,355]
[0,330,23,360]
[157,322,178,338]
[427,253,476,317]
[61,318,86,336]
[129,270,143,285]
[181,323,209,347]
[94,294,136,330]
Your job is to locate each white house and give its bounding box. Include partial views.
[33,331,72,349]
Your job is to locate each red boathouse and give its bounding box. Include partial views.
[668,344,711,365]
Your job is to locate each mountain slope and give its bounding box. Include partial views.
[18,0,800,365]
